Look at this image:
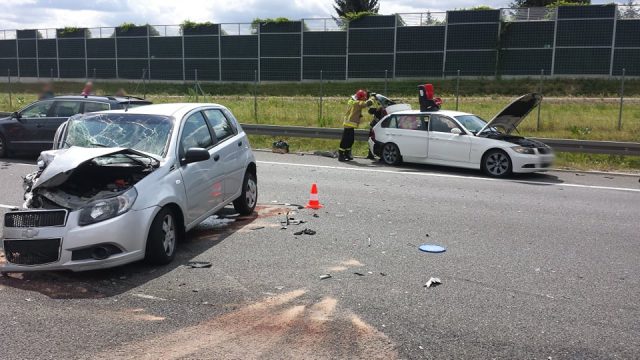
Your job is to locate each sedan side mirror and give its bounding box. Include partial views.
[450,128,462,135]
[12,111,22,120]
[182,147,210,165]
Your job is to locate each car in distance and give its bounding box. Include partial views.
[0,95,152,157]
[1,103,257,272]
[369,93,554,178]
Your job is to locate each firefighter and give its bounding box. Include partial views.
[339,89,373,162]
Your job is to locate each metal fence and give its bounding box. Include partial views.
[0,5,639,82]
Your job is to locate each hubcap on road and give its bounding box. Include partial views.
[162,214,176,256]
[246,178,257,208]
[487,153,509,176]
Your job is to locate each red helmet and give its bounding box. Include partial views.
[354,89,367,100]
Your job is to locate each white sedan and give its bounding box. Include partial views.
[368,94,554,177]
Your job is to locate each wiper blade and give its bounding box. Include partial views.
[89,142,109,148]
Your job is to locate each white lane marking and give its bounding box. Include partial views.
[257,160,640,194]
[0,204,19,209]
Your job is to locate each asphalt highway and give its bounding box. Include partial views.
[0,152,639,359]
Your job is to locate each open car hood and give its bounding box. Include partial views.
[33,146,159,190]
[478,93,542,135]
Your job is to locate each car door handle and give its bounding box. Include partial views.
[213,154,220,161]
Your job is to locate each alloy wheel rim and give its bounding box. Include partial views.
[162,214,176,256]
[486,153,509,176]
[383,145,397,163]
[246,178,257,208]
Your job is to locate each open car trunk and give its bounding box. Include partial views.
[24,147,159,210]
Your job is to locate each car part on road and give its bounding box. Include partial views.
[186,261,213,269]
[381,143,402,165]
[482,149,513,178]
[233,170,258,215]
[294,228,316,236]
[145,207,179,265]
[354,272,365,276]
[272,140,289,154]
[319,274,332,280]
[419,244,446,253]
[313,150,338,158]
[424,277,442,288]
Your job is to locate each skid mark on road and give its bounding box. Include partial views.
[258,160,640,193]
[95,289,397,360]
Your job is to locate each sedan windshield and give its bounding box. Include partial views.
[455,115,489,134]
[63,113,173,156]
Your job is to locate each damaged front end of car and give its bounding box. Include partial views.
[2,146,161,271]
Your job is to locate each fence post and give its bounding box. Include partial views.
[92,68,96,80]
[142,69,147,100]
[7,69,12,109]
[384,70,388,95]
[618,68,625,131]
[319,70,324,123]
[50,68,54,80]
[254,70,258,122]
[194,69,199,102]
[455,69,460,111]
[537,69,544,131]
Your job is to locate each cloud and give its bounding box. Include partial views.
[0,0,617,30]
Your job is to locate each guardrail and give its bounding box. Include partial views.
[241,124,640,156]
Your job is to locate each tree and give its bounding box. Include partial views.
[333,0,380,18]
[509,0,589,7]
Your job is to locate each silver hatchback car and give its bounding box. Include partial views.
[1,103,257,272]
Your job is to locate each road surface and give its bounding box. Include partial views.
[1,152,639,359]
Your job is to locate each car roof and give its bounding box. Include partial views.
[391,109,474,117]
[51,95,151,103]
[104,103,226,118]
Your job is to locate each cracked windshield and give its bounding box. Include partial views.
[64,113,173,156]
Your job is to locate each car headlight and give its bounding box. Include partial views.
[78,188,138,226]
[511,146,535,155]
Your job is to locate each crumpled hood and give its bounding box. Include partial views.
[33,146,159,190]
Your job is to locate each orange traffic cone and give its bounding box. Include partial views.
[305,183,323,209]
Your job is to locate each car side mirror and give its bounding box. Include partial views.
[182,147,210,165]
[450,128,462,135]
[12,111,22,120]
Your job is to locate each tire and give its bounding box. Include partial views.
[482,149,512,178]
[0,134,7,158]
[233,170,258,216]
[381,143,402,165]
[144,207,178,265]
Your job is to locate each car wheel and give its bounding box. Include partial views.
[482,149,512,178]
[233,170,258,216]
[0,134,7,158]
[381,143,402,165]
[145,207,178,265]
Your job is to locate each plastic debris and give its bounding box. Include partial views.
[368,237,371,247]
[319,274,332,280]
[354,272,365,276]
[251,226,265,231]
[272,140,289,154]
[294,229,316,236]
[380,272,387,276]
[186,261,212,269]
[419,244,446,253]
[313,213,320,218]
[424,277,442,288]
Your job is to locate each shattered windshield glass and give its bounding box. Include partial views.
[63,113,174,156]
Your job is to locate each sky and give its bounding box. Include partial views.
[0,0,622,30]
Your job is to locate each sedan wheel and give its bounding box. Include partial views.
[382,143,402,165]
[145,207,179,265]
[233,170,258,215]
[483,150,512,178]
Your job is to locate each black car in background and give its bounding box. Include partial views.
[0,95,152,157]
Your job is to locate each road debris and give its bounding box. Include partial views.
[294,229,316,236]
[368,237,371,247]
[354,272,365,276]
[313,213,320,218]
[319,274,332,280]
[380,272,387,276]
[419,244,446,253]
[251,226,265,231]
[424,277,442,288]
[186,261,213,269]
[313,150,338,158]
[133,293,168,301]
[272,140,289,154]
